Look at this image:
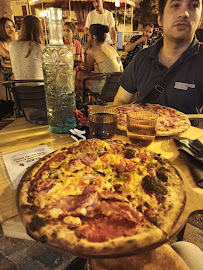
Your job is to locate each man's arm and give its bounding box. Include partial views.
[84,26,89,35]
[84,11,91,53]
[110,27,117,45]
[125,36,147,52]
[83,27,91,53]
[113,86,134,105]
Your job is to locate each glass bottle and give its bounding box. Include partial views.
[42,8,76,134]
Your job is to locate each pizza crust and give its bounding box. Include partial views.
[24,220,165,256]
[152,160,186,234]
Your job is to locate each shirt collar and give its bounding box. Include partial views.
[180,36,200,60]
[149,38,163,60]
[149,36,200,61]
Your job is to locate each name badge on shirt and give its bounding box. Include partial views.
[174,82,195,91]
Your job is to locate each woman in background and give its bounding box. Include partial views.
[9,15,44,83]
[84,24,123,74]
[76,24,123,99]
[9,15,46,124]
[0,17,17,80]
[63,22,83,60]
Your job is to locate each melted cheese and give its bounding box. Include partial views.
[49,208,63,218]
[49,161,61,169]
[34,149,162,219]
[63,216,82,227]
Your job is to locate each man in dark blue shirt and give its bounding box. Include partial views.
[114,0,203,115]
[123,23,154,69]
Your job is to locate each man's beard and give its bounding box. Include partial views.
[164,31,193,43]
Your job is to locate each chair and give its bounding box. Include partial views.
[0,59,13,101]
[82,72,123,104]
[2,80,47,124]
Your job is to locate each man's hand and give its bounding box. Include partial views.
[125,36,147,52]
[110,27,117,46]
[138,36,147,44]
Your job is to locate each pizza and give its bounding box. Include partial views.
[116,104,191,136]
[17,139,186,256]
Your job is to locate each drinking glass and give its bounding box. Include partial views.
[127,110,159,147]
[88,106,118,139]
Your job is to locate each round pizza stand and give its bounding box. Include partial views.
[44,168,203,270]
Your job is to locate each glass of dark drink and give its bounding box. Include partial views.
[88,106,118,139]
[127,110,159,147]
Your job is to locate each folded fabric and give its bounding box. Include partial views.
[69,125,91,142]
[180,151,203,188]
[174,137,203,188]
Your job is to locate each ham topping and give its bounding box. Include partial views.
[38,185,101,217]
[99,200,143,223]
[34,151,67,178]
[80,155,98,167]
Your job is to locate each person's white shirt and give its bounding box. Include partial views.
[85,9,115,45]
[9,41,44,86]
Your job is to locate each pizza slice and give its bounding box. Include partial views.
[116,104,191,136]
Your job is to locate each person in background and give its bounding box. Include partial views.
[63,22,83,60]
[76,24,123,100]
[9,15,46,124]
[0,17,17,80]
[9,15,44,84]
[123,22,154,69]
[84,0,117,53]
[113,0,203,118]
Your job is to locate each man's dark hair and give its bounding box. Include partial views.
[144,22,154,29]
[159,0,168,15]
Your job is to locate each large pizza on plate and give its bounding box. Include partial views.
[17,139,186,256]
[116,104,191,136]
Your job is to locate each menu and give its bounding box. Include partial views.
[2,145,52,189]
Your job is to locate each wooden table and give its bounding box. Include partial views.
[0,118,203,240]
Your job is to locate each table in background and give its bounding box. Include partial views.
[118,50,127,60]
[74,60,82,69]
[0,117,203,240]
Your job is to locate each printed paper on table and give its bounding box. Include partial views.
[2,145,52,189]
